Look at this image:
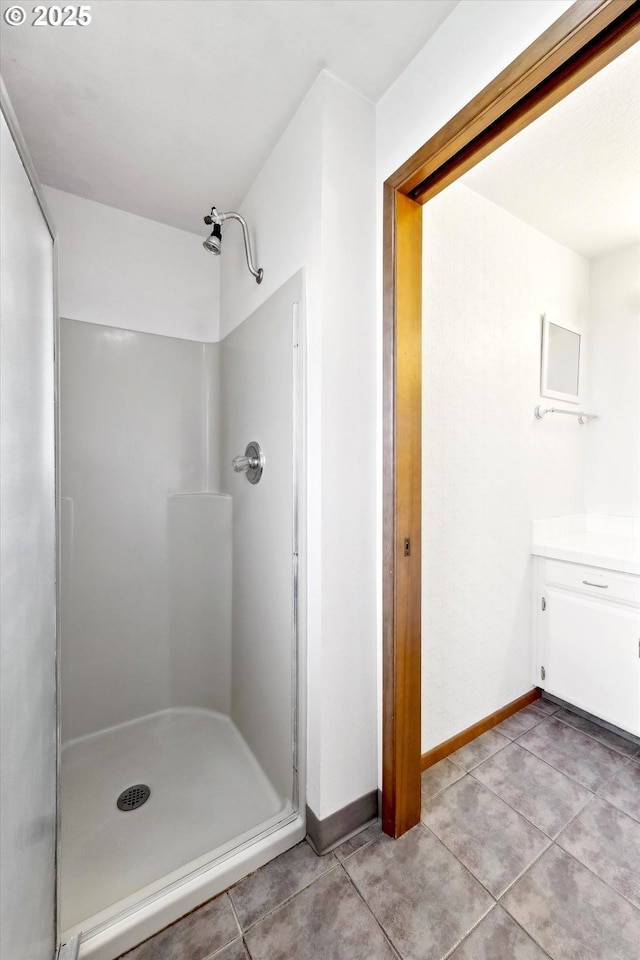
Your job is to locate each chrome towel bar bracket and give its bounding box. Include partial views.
[535,405,598,425]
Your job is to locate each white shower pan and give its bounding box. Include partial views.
[61,708,304,959]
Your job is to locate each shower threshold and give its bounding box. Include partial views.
[60,708,304,960]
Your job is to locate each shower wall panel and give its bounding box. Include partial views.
[167,493,232,712]
[222,272,301,803]
[60,320,230,742]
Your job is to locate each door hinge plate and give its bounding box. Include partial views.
[541,597,546,611]
[541,665,546,681]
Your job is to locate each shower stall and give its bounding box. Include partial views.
[58,271,305,958]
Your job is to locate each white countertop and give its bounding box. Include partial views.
[531,515,640,575]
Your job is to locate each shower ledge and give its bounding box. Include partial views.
[531,514,640,575]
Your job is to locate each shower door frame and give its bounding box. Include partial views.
[382,0,640,838]
[0,77,61,956]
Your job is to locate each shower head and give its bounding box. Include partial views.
[202,221,222,255]
[202,206,263,283]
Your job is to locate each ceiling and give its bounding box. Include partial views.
[460,40,640,260]
[0,0,458,234]
[2,1,637,257]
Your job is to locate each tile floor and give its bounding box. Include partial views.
[119,699,640,960]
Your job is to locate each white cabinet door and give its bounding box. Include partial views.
[544,587,640,736]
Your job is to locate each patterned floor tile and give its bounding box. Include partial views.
[517,717,627,791]
[599,760,640,821]
[420,757,465,806]
[449,729,509,771]
[229,840,335,930]
[333,820,383,862]
[244,867,397,960]
[120,894,239,960]
[493,703,549,740]
[557,796,640,907]
[211,939,249,960]
[448,905,548,959]
[502,844,640,960]
[534,698,561,715]
[554,708,640,758]
[344,824,493,960]
[472,741,591,837]
[421,776,550,897]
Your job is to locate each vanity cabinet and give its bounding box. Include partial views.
[535,559,640,736]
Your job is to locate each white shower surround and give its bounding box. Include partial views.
[59,323,227,739]
[58,274,305,957]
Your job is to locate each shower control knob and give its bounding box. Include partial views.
[232,441,264,484]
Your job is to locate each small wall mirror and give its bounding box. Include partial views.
[540,315,581,403]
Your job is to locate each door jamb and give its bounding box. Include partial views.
[382,0,640,838]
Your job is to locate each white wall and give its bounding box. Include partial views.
[44,186,220,341]
[376,1,574,183]
[60,320,231,741]
[421,182,588,750]
[585,242,640,517]
[221,71,377,819]
[0,111,57,960]
[318,76,378,816]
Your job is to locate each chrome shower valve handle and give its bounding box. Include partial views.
[232,441,264,484]
[232,455,256,472]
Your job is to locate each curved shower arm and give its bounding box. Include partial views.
[213,210,264,284]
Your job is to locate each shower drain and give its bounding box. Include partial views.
[117,784,151,811]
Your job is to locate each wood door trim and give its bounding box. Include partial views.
[387,0,640,198]
[421,689,542,771]
[382,189,422,837]
[382,0,640,838]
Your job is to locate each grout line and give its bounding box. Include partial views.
[439,901,555,960]
[494,835,554,902]
[419,821,502,904]
[514,736,620,795]
[227,893,244,939]
[438,901,497,960]
[552,711,640,759]
[502,713,549,739]
[466,758,593,841]
[416,821,557,960]
[448,737,513,775]
[424,761,576,851]
[596,760,640,824]
[420,769,466,806]
[496,905,556,960]
[547,840,640,913]
[200,894,245,960]
[204,934,246,960]
[237,859,340,934]
[337,860,405,960]
[335,825,383,863]
[596,753,636,795]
